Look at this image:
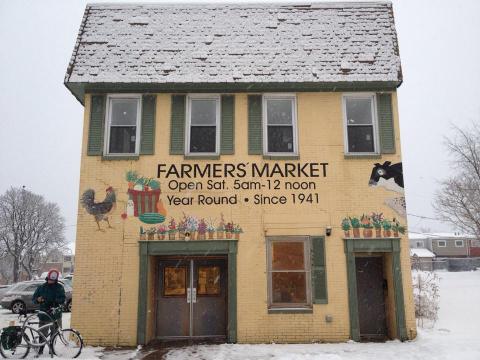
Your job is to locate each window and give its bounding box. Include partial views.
[343,94,378,154]
[104,94,141,155]
[267,237,311,308]
[64,256,71,262]
[437,240,446,247]
[416,241,424,248]
[263,95,298,155]
[455,240,464,247]
[186,95,220,155]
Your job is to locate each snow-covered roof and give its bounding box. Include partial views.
[409,233,429,240]
[410,248,435,258]
[409,232,476,240]
[65,2,402,87]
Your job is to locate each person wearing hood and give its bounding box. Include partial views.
[32,269,66,355]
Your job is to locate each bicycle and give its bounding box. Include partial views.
[0,306,83,359]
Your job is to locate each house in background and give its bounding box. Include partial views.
[39,250,75,277]
[409,232,478,258]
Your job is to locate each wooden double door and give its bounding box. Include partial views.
[156,257,227,340]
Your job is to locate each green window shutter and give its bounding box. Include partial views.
[311,236,328,304]
[377,93,395,154]
[221,95,235,155]
[140,95,156,155]
[170,95,186,155]
[87,95,106,156]
[248,95,263,155]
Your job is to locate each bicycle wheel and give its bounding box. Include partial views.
[0,332,30,359]
[52,329,83,358]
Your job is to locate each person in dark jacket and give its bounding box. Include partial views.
[32,269,65,355]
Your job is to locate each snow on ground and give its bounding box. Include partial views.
[0,309,138,359]
[164,271,480,360]
[1,271,479,359]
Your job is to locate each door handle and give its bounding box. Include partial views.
[192,288,197,303]
[187,288,191,303]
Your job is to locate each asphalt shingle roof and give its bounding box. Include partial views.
[65,2,402,86]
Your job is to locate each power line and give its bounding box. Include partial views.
[407,213,440,221]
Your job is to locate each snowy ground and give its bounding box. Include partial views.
[1,271,479,359]
[164,271,480,360]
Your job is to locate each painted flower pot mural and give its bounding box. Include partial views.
[207,220,215,240]
[382,219,392,237]
[234,224,243,240]
[392,219,406,237]
[146,227,156,240]
[371,212,384,238]
[184,214,199,240]
[178,220,186,240]
[198,219,207,240]
[341,218,351,237]
[217,213,226,239]
[349,217,361,238]
[157,225,167,240]
[139,227,146,241]
[168,218,177,240]
[225,222,234,239]
[361,214,373,238]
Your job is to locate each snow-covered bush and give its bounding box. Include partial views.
[412,270,440,327]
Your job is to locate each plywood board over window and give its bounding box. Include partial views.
[266,236,311,309]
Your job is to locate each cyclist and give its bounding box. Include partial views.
[32,269,65,355]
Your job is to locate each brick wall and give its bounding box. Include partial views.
[72,92,416,345]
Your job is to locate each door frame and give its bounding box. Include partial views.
[137,240,238,344]
[156,256,228,340]
[344,238,407,342]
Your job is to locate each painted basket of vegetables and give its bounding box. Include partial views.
[128,189,161,216]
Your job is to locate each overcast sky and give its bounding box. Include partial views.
[0,0,479,249]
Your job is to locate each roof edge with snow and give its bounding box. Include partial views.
[65,1,402,104]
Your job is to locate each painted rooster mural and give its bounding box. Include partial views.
[81,186,117,230]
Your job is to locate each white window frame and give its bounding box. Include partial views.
[437,240,447,247]
[266,236,312,309]
[262,94,299,156]
[185,94,221,156]
[342,93,380,155]
[455,240,464,247]
[104,94,142,156]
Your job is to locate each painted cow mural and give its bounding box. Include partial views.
[369,161,406,218]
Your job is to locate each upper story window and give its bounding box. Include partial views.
[105,94,141,155]
[263,95,298,155]
[437,240,446,247]
[416,241,424,248]
[343,94,379,154]
[186,95,220,155]
[455,240,464,247]
[267,236,311,309]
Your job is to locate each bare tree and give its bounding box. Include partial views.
[434,124,480,238]
[0,187,66,282]
[412,270,440,328]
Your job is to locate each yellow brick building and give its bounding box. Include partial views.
[65,2,416,346]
